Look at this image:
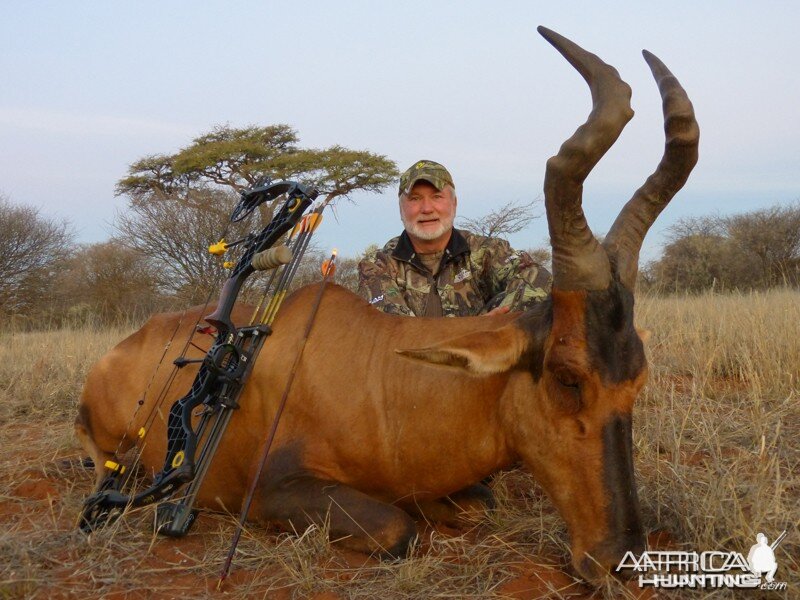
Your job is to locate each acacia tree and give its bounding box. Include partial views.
[115,124,398,302]
[117,124,397,206]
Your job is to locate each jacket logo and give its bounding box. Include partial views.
[454,269,471,284]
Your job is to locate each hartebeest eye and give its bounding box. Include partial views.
[557,378,581,400]
[558,379,580,392]
[551,364,581,387]
[550,368,583,412]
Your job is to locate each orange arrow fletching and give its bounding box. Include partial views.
[308,213,323,232]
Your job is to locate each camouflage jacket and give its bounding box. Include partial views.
[357,229,552,317]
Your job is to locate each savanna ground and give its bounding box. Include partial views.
[0,289,797,599]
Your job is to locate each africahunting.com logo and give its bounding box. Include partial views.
[617,530,788,591]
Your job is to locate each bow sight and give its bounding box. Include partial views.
[79,181,320,537]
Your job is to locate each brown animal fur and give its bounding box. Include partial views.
[77,283,645,578]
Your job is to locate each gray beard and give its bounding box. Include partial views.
[402,214,454,241]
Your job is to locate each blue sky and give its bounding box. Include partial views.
[1,1,798,260]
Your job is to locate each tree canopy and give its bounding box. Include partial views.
[116,124,397,205]
[114,124,398,301]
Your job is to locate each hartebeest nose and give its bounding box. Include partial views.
[574,413,646,582]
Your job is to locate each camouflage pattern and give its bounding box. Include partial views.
[398,160,455,196]
[357,229,552,317]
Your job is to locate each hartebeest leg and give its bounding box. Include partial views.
[74,418,116,490]
[402,483,495,527]
[256,473,418,558]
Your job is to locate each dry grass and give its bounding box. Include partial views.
[632,289,799,598]
[0,289,797,599]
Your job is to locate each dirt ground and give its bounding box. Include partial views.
[1,419,660,600]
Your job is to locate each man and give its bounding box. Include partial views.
[358,159,551,317]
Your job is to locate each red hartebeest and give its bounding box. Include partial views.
[75,27,698,581]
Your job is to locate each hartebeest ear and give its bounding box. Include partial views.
[396,325,528,375]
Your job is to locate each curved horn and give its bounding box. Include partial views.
[539,26,633,290]
[603,51,700,289]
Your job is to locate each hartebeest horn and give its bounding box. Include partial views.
[603,51,700,289]
[538,26,633,290]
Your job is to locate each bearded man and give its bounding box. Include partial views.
[358,160,551,317]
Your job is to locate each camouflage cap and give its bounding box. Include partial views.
[398,160,455,196]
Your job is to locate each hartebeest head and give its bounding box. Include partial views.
[401,27,698,580]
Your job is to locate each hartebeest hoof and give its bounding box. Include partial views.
[402,483,495,527]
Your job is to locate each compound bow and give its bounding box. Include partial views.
[79,180,321,536]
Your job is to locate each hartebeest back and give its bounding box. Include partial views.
[76,27,698,582]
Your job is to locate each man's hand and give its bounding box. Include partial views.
[483,305,511,317]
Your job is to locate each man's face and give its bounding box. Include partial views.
[400,181,457,248]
